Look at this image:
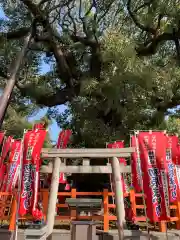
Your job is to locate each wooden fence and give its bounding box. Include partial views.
[0,189,180,232]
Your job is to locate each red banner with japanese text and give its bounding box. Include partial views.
[131,135,142,192]
[137,131,169,222]
[170,136,180,165]
[2,140,22,192]
[0,136,13,189]
[33,123,47,167]
[166,135,179,202]
[19,129,47,216]
[168,135,180,199]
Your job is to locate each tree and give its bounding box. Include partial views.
[0,0,180,147]
[165,116,180,136]
[54,31,180,146]
[2,105,52,147]
[126,0,180,114]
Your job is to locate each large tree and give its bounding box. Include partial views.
[55,31,180,146]
[1,0,180,146]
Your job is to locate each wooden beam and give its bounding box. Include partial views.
[41,148,134,158]
[40,165,131,174]
[42,147,134,154]
[42,153,131,158]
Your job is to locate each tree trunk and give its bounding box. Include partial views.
[0,32,32,127]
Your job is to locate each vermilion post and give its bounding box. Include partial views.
[71,188,77,220]
[9,196,17,231]
[129,190,136,218]
[103,189,109,232]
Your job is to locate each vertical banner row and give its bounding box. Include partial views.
[19,128,47,216]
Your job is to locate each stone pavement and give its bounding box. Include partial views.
[1,229,180,240]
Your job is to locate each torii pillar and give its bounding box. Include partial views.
[46,157,61,236]
[111,157,125,240]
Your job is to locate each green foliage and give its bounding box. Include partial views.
[2,105,52,147]
[165,116,180,136]
[2,106,32,139]
[1,0,180,148]
[55,31,180,146]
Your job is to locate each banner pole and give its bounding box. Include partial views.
[13,130,26,240]
[134,131,151,240]
[163,133,169,240]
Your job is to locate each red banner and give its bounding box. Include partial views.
[2,140,22,192]
[0,136,13,165]
[107,141,126,164]
[19,129,47,216]
[57,130,72,185]
[0,136,13,189]
[131,135,142,192]
[56,130,72,205]
[137,132,169,222]
[57,129,72,149]
[166,135,179,203]
[33,123,46,130]
[170,136,179,165]
[0,131,5,146]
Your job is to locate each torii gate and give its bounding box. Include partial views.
[40,147,134,240]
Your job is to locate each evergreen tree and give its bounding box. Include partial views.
[0,0,180,146]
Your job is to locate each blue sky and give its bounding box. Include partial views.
[0,7,65,142]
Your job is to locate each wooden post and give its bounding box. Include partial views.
[176,201,180,229]
[129,190,136,218]
[9,196,17,231]
[103,189,109,232]
[71,188,77,220]
[111,157,125,240]
[41,189,49,221]
[46,157,61,236]
[159,221,167,232]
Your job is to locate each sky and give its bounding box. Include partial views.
[0,7,65,143]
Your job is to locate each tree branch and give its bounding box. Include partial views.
[127,0,156,35]
[36,88,75,106]
[149,94,180,126]
[21,0,76,85]
[97,0,115,23]
[70,34,99,47]
[0,27,30,41]
[136,32,177,56]
[16,81,79,107]
[134,0,154,13]
[20,0,42,19]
